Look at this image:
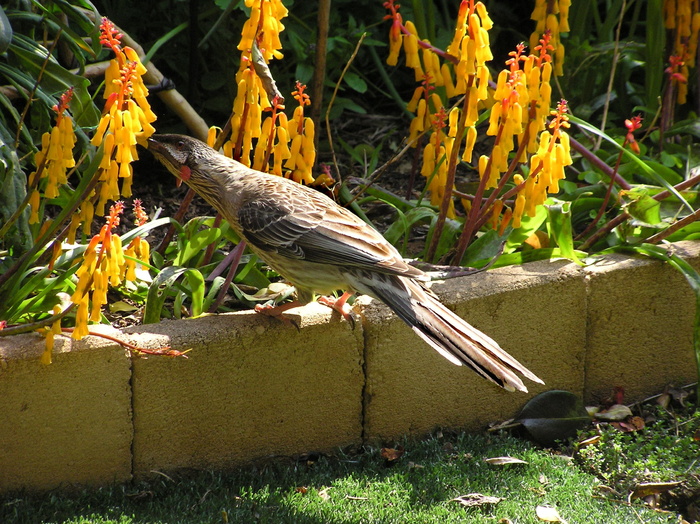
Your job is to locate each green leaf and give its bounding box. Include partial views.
[504,205,548,253]
[183,269,205,317]
[384,206,435,250]
[546,200,583,265]
[344,71,368,93]
[624,192,662,227]
[665,118,700,139]
[471,248,588,269]
[143,266,205,323]
[8,37,100,126]
[515,390,592,446]
[145,21,189,64]
[174,228,223,266]
[570,115,693,214]
[460,229,506,267]
[0,6,13,54]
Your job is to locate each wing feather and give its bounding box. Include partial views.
[237,178,425,279]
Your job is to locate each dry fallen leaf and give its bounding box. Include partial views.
[578,434,601,447]
[295,486,308,495]
[536,505,567,523]
[484,456,529,466]
[380,445,405,463]
[318,487,331,501]
[630,480,684,501]
[452,493,504,508]
[595,404,633,421]
[611,415,645,433]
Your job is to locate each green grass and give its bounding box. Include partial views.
[0,430,679,524]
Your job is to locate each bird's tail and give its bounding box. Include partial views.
[350,271,543,393]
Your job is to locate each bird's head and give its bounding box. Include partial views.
[147,134,214,187]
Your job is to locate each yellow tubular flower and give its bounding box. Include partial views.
[490,199,504,230]
[91,19,156,231]
[462,126,477,163]
[403,21,424,80]
[28,189,40,224]
[383,0,499,217]
[71,296,89,340]
[529,0,570,76]
[69,201,137,340]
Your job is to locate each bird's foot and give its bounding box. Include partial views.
[317,291,357,327]
[254,301,304,329]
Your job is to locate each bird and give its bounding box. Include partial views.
[147,134,543,393]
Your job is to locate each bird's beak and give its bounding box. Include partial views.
[146,136,165,156]
[147,136,185,187]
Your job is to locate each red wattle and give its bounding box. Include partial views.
[180,165,192,181]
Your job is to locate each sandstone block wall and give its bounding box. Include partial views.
[1,241,698,492]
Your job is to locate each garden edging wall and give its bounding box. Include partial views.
[1,240,698,493]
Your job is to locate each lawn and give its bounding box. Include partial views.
[2,413,692,524]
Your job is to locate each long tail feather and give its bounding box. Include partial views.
[349,271,543,392]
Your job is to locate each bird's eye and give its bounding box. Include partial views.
[177,140,185,150]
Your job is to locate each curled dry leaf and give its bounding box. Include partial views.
[452,493,504,508]
[536,505,567,523]
[484,456,529,466]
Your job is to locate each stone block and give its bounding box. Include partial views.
[127,303,364,475]
[0,328,132,492]
[584,241,700,402]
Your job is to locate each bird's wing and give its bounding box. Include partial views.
[237,178,425,279]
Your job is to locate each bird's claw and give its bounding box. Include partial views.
[254,301,301,330]
[317,292,357,328]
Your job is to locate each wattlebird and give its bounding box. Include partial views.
[147,134,543,392]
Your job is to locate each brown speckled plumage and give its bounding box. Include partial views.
[148,134,543,392]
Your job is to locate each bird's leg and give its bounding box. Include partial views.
[254,300,305,329]
[317,291,355,323]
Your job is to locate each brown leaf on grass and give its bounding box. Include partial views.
[536,505,568,523]
[630,481,684,501]
[380,445,405,463]
[693,428,700,441]
[452,493,503,508]
[295,486,308,494]
[484,456,528,466]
